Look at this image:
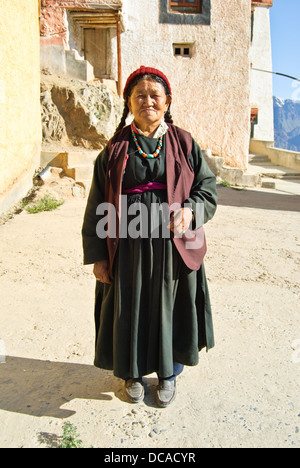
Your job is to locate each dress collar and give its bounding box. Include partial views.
[131,120,169,138]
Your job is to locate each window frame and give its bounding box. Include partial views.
[169,0,202,14]
[160,0,211,25]
[173,42,194,58]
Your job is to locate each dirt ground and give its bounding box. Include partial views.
[0,179,299,449]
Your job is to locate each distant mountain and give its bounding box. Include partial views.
[273,97,300,152]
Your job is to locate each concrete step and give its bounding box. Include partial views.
[248,155,300,179]
[261,177,300,195]
[63,151,97,197]
[261,179,276,189]
[249,153,271,164]
[44,149,97,197]
[65,49,94,82]
[45,150,97,170]
[260,172,300,180]
[66,151,98,168]
[64,164,94,181]
[41,151,61,167]
[248,152,300,193]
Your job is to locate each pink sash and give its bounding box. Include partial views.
[123,182,167,194]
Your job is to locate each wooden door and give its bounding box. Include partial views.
[84,28,108,77]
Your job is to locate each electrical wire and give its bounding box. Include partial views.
[252,68,300,82]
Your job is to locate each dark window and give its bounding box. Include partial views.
[173,43,194,58]
[251,108,258,138]
[169,0,202,14]
[160,0,211,25]
[251,10,255,43]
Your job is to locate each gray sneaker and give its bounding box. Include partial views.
[125,378,144,403]
[156,379,177,408]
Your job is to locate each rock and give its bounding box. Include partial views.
[50,167,64,176]
[72,184,85,198]
[40,71,123,150]
[41,87,68,144]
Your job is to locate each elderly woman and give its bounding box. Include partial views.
[82,66,217,408]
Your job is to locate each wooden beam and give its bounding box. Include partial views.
[251,0,273,7]
[116,15,122,97]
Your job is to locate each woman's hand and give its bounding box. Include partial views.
[168,208,194,236]
[93,260,112,284]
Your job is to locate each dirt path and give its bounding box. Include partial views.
[0,184,299,448]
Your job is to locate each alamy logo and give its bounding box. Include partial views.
[95,196,205,250]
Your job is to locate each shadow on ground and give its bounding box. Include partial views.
[217,185,300,212]
[0,356,125,419]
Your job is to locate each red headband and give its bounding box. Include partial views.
[123,66,172,99]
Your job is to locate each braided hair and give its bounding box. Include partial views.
[114,74,173,134]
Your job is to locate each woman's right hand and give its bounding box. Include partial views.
[93,260,112,284]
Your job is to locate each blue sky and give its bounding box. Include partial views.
[270,0,300,100]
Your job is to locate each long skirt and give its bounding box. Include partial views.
[93,191,214,381]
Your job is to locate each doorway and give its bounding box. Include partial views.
[84,28,109,78]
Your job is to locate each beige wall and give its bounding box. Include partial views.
[0,0,41,212]
[120,0,251,169]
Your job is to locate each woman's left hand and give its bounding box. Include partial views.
[168,208,193,236]
[93,260,112,284]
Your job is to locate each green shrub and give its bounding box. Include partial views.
[26,194,64,214]
[60,422,83,449]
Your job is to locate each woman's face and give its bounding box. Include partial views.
[127,78,171,131]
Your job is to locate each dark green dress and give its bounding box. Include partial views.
[82,132,218,381]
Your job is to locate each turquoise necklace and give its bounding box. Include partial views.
[131,126,163,159]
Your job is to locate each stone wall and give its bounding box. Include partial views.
[40,0,68,41]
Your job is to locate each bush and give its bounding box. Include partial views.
[60,422,83,449]
[26,194,64,214]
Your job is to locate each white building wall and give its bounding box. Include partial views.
[117,0,251,170]
[41,0,254,170]
[250,5,274,142]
